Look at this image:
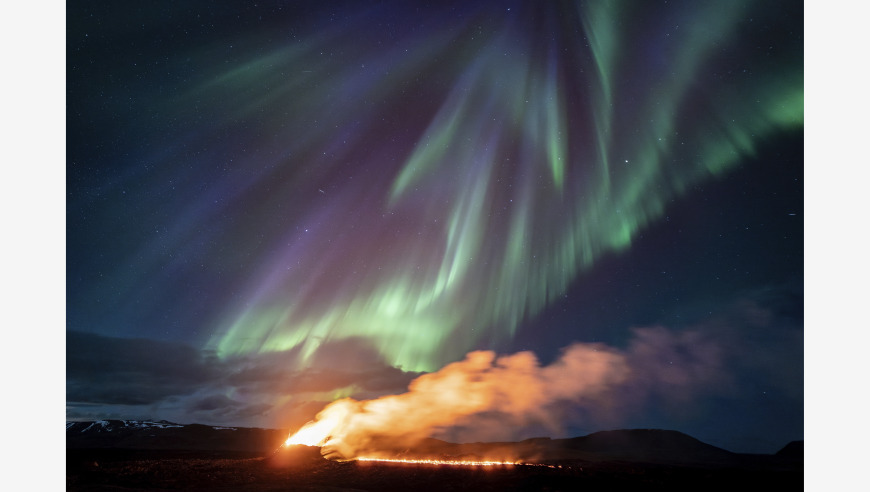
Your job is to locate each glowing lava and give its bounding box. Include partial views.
[284,415,339,447]
[283,419,560,468]
[356,457,519,466]
[355,457,561,469]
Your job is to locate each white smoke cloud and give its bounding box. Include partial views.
[287,343,630,458]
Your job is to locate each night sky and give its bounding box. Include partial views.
[65,0,803,454]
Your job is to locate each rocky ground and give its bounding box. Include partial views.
[66,446,802,491]
[67,424,803,490]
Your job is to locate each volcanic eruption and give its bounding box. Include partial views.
[282,343,629,462]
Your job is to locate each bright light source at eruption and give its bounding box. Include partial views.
[284,413,343,447]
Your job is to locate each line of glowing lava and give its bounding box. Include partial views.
[355,457,560,468]
[356,457,517,466]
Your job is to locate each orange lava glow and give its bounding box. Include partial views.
[284,414,342,447]
[356,457,518,466]
[354,457,560,468]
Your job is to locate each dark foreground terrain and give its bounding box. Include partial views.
[67,447,802,491]
[67,422,802,491]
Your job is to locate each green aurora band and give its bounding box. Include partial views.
[206,1,802,374]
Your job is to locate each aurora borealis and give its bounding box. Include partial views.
[67,0,803,453]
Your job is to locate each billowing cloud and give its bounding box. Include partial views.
[625,326,731,403]
[286,343,630,458]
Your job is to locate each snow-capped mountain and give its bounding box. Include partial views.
[66,420,286,452]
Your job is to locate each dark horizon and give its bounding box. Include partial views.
[67,417,802,456]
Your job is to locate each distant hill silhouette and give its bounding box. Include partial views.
[775,440,803,461]
[559,429,736,464]
[368,429,739,466]
[66,420,286,453]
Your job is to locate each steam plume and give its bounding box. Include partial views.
[286,343,629,458]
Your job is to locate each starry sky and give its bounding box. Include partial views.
[66,0,803,454]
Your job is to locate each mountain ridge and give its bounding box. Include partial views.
[67,420,802,467]
[66,419,287,453]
